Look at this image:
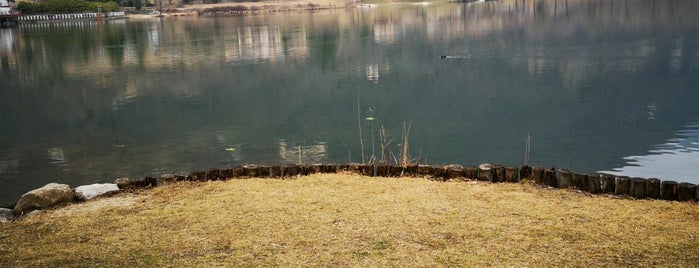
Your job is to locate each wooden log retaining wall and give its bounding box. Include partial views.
[138,163,699,203]
[18,12,125,22]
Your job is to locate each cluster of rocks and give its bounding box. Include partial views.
[1,181,125,223]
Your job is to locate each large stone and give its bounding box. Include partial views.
[14,183,74,215]
[74,183,120,201]
[0,208,14,223]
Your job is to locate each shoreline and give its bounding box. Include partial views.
[127,0,357,18]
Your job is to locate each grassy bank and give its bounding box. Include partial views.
[1,174,698,266]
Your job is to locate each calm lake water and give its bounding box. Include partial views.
[1,0,699,204]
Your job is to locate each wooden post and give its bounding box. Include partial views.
[586,173,600,194]
[505,167,519,182]
[432,166,446,181]
[445,164,464,180]
[175,172,189,181]
[572,172,587,191]
[615,176,630,196]
[232,166,245,178]
[678,183,697,201]
[531,166,544,184]
[629,178,647,199]
[544,168,557,187]
[600,174,615,193]
[493,165,505,183]
[478,164,493,182]
[207,168,222,181]
[660,181,678,201]
[257,165,270,177]
[191,170,206,181]
[519,165,532,180]
[270,166,283,177]
[389,165,403,177]
[405,164,418,176]
[463,166,478,180]
[645,178,660,199]
[417,165,433,176]
[283,165,300,177]
[376,164,389,177]
[161,174,176,184]
[243,165,259,177]
[359,164,373,176]
[557,169,573,188]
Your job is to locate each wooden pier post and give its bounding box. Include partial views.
[615,176,630,196]
[600,174,615,193]
[531,166,544,184]
[505,167,519,182]
[586,173,601,194]
[463,166,478,180]
[660,181,678,201]
[572,172,587,191]
[478,164,493,182]
[519,165,532,180]
[544,168,557,188]
[678,183,697,201]
[629,177,647,199]
[445,165,464,180]
[645,178,660,199]
[557,169,573,188]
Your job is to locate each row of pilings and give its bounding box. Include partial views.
[120,163,699,202]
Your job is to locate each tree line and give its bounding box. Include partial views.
[16,0,121,14]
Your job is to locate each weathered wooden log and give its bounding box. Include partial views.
[405,164,418,176]
[207,168,222,181]
[644,178,660,199]
[417,165,433,176]
[324,164,338,173]
[493,165,505,183]
[232,166,245,178]
[338,164,350,172]
[629,178,647,199]
[519,165,532,180]
[660,181,678,200]
[375,164,389,177]
[557,169,573,188]
[678,183,697,201]
[243,165,259,177]
[283,165,301,177]
[270,166,283,177]
[175,172,189,181]
[463,166,478,180]
[445,164,464,180]
[348,164,360,174]
[478,164,493,182]
[300,165,311,176]
[221,168,234,179]
[432,166,446,181]
[388,165,403,177]
[161,174,176,184]
[531,166,544,184]
[190,170,206,181]
[572,172,587,191]
[257,165,271,177]
[544,168,557,187]
[309,164,323,174]
[615,176,630,195]
[586,173,601,194]
[600,174,615,193]
[505,167,519,182]
[358,164,373,176]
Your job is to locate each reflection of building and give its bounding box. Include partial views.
[278,140,327,165]
[224,25,308,63]
[373,17,396,45]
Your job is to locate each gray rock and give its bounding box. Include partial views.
[115,177,157,189]
[14,183,74,215]
[74,183,120,201]
[0,208,14,223]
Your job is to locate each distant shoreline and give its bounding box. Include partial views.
[127,0,356,18]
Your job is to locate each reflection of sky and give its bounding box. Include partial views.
[601,121,699,184]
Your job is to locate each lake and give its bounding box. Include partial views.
[1,0,698,204]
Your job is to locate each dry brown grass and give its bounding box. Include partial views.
[1,174,698,267]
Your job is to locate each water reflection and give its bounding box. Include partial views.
[602,120,699,180]
[1,0,699,205]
